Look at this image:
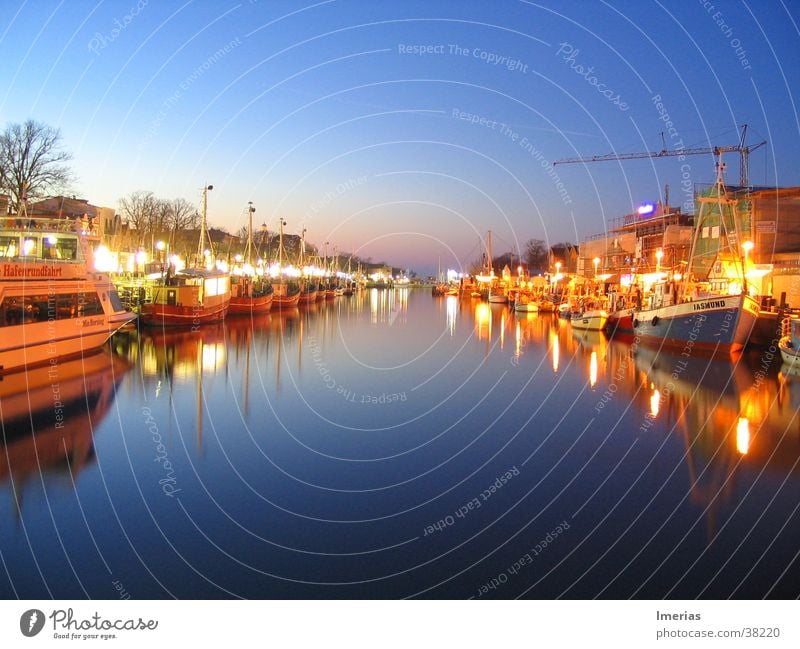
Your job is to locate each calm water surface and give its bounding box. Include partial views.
[2,289,799,598]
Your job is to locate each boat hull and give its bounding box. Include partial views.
[272,293,301,309]
[140,299,229,326]
[515,302,538,313]
[571,310,608,331]
[228,293,273,315]
[605,309,635,336]
[634,295,759,353]
[0,314,135,374]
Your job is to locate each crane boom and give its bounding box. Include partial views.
[553,124,766,186]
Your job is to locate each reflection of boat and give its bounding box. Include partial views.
[0,215,136,372]
[0,350,130,485]
[139,324,227,380]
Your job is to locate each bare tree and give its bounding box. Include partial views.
[0,120,73,211]
[164,197,198,231]
[524,238,548,271]
[119,191,158,234]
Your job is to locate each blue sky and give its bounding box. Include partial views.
[1,0,798,272]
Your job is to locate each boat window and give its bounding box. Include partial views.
[0,291,105,326]
[21,237,39,257]
[108,289,124,311]
[0,235,18,257]
[41,235,78,260]
[77,291,104,315]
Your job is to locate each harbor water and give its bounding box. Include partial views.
[1,289,798,598]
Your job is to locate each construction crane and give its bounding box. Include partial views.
[553,124,766,187]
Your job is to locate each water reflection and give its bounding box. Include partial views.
[0,350,130,510]
[3,290,799,598]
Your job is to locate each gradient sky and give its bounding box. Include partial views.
[1,0,798,272]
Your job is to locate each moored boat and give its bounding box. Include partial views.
[0,215,136,372]
[229,276,273,315]
[227,202,273,316]
[271,281,301,308]
[570,308,608,331]
[140,267,231,326]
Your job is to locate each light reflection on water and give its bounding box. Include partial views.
[1,288,798,599]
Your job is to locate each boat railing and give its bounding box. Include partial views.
[2,216,100,237]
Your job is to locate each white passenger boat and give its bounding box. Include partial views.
[0,215,135,372]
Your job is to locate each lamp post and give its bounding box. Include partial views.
[742,240,754,265]
[156,240,166,275]
[593,256,600,278]
[655,248,663,274]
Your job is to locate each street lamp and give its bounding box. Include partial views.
[593,256,600,278]
[655,248,663,274]
[742,240,754,265]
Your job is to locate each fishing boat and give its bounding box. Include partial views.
[633,160,759,353]
[538,300,556,313]
[299,280,318,304]
[514,290,538,312]
[604,290,637,336]
[0,212,136,373]
[141,186,231,327]
[570,308,608,331]
[515,300,538,313]
[271,218,301,309]
[229,275,273,315]
[141,267,231,326]
[296,229,318,304]
[229,203,273,315]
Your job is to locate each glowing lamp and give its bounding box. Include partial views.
[638,203,656,216]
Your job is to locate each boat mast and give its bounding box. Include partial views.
[244,202,255,265]
[197,184,213,265]
[278,218,286,272]
[487,230,493,275]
